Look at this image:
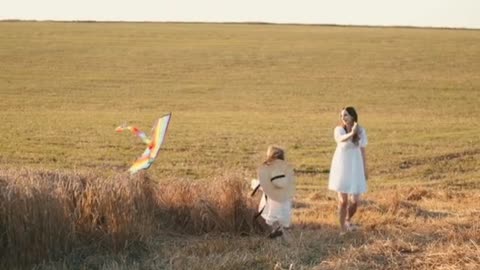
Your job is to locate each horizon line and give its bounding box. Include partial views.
[1,19,479,31]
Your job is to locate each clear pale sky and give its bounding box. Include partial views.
[1,0,479,29]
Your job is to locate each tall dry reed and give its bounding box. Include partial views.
[0,168,262,268]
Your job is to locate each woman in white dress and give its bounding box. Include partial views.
[251,145,295,239]
[328,107,368,232]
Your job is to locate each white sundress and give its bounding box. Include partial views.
[259,194,292,227]
[251,179,292,227]
[328,126,368,194]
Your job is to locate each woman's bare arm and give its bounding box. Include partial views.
[335,122,359,143]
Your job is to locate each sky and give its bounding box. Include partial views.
[1,0,479,29]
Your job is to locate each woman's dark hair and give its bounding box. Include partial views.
[343,106,360,145]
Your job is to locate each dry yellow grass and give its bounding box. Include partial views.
[1,168,478,269]
[0,169,263,268]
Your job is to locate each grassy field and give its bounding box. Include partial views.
[0,22,479,269]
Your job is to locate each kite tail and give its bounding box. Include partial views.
[128,157,154,174]
[115,125,152,145]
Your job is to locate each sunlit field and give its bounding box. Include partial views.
[0,21,479,269]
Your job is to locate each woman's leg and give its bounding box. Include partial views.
[337,193,349,230]
[346,194,361,225]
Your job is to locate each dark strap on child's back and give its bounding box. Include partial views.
[254,194,268,220]
[270,175,285,182]
[251,184,261,197]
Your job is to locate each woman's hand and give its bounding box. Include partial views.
[352,122,359,134]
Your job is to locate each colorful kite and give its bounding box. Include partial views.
[115,113,171,174]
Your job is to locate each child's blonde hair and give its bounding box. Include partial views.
[263,145,285,165]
